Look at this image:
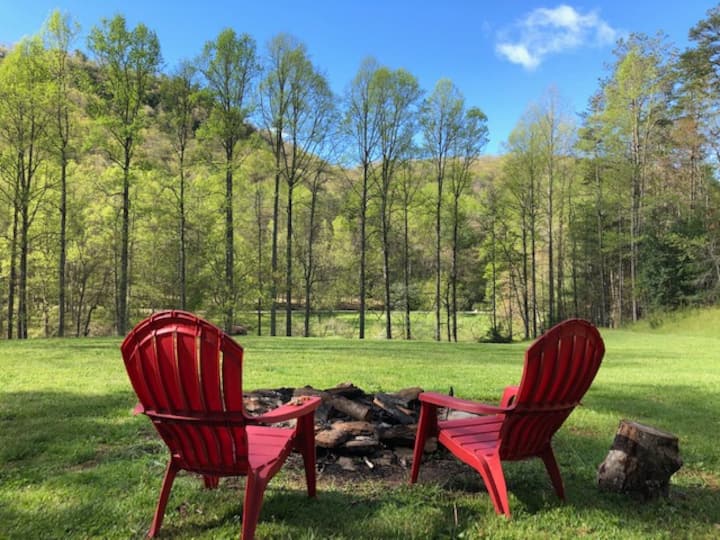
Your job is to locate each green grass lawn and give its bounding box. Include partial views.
[1,321,719,539]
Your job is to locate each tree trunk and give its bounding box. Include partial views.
[547,162,554,327]
[179,149,187,311]
[117,144,131,336]
[595,160,608,326]
[630,105,641,323]
[255,188,263,336]
[270,168,280,336]
[286,182,294,337]
[224,155,234,334]
[58,148,67,336]
[381,195,392,340]
[18,206,29,339]
[521,213,530,339]
[450,197,459,342]
[403,200,411,340]
[359,162,368,339]
[7,204,18,339]
[434,171,442,342]
[491,218,497,336]
[303,182,319,338]
[530,173,538,337]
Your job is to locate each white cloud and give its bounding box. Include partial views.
[496,4,617,70]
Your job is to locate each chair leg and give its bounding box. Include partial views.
[474,453,510,517]
[296,414,317,497]
[410,403,437,484]
[149,461,179,537]
[540,446,565,500]
[203,475,220,489]
[242,470,268,540]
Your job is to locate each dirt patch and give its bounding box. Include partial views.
[281,449,484,492]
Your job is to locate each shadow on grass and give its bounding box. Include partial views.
[2,386,718,538]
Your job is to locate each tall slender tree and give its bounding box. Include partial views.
[199,29,258,333]
[88,15,160,335]
[259,33,334,336]
[0,36,52,338]
[396,159,423,340]
[599,34,672,322]
[420,79,463,341]
[44,10,79,337]
[343,58,382,339]
[374,67,421,339]
[447,106,488,341]
[160,61,203,310]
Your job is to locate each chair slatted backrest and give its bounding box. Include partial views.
[499,319,605,460]
[121,311,249,473]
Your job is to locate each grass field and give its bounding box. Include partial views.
[1,316,719,538]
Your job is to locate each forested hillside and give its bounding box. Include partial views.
[1,9,719,340]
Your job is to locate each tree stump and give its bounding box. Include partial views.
[597,419,683,499]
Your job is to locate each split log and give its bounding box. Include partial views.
[330,395,372,421]
[392,387,423,405]
[293,386,371,421]
[378,423,416,447]
[323,382,365,399]
[374,393,415,425]
[316,421,376,449]
[343,436,380,453]
[597,419,683,499]
[315,429,350,448]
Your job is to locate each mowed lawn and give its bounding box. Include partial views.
[1,324,719,539]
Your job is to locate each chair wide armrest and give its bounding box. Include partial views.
[419,391,508,415]
[248,395,322,424]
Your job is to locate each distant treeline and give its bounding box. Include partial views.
[1,8,719,340]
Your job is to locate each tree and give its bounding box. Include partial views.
[535,88,575,326]
[420,79,463,341]
[396,159,423,339]
[88,15,161,335]
[373,67,421,339]
[198,28,258,333]
[0,36,52,339]
[504,115,543,337]
[447,106,488,341]
[43,10,79,337]
[343,58,382,339]
[160,61,204,310]
[301,163,331,337]
[259,33,335,336]
[599,34,673,322]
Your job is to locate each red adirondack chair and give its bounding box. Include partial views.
[410,318,605,517]
[120,310,321,539]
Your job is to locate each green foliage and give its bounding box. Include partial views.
[1,9,720,341]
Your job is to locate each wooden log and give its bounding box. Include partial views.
[392,387,423,406]
[597,419,683,499]
[378,423,416,447]
[342,435,380,454]
[316,428,351,448]
[323,382,366,399]
[330,395,372,421]
[293,386,371,421]
[315,421,376,449]
[373,393,416,425]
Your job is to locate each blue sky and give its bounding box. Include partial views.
[0,1,715,154]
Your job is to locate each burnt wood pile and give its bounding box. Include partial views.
[244,382,440,470]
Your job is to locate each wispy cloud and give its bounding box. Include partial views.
[496,5,617,70]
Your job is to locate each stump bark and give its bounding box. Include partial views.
[597,419,682,499]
